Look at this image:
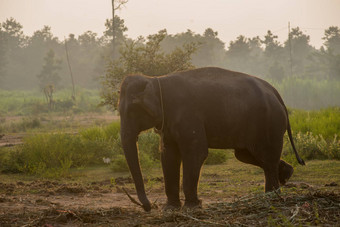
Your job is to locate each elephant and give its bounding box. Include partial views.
[118,67,305,211]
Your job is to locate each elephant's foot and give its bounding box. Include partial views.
[183,199,202,210]
[279,160,294,185]
[163,200,181,211]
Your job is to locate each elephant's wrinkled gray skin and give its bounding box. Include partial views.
[118,67,305,211]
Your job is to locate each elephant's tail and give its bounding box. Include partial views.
[287,118,305,165]
[270,86,305,165]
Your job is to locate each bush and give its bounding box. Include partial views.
[205,149,228,165]
[1,122,123,177]
[0,147,23,173]
[282,132,340,166]
[138,131,160,161]
[13,133,79,177]
[0,121,160,176]
[110,152,156,172]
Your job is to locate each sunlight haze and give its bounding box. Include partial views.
[1,0,340,48]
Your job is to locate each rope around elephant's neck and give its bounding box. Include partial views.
[156,77,164,133]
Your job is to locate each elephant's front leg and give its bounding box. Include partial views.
[179,132,208,208]
[161,137,182,210]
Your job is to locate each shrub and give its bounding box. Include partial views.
[15,133,79,177]
[110,152,156,172]
[138,131,160,161]
[0,147,23,173]
[205,149,228,165]
[103,121,121,140]
[80,126,106,141]
[282,132,340,166]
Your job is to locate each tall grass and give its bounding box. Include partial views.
[289,107,340,139]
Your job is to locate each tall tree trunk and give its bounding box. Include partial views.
[112,0,115,60]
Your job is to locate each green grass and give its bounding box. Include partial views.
[0,87,104,116]
[289,107,340,139]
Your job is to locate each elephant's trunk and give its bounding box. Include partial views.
[120,125,151,211]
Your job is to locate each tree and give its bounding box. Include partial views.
[284,27,314,75]
[103,15,128,60]
[0,18,27,88]
[262,30,285,79]
[1,17,26,50]
[323,26,340,55]
[194,28,225,66]
[0,24,7,84]
[37,49,62,89]
[308,46,340,80]
[225,35,251,73]
[304,27,340,80]
[262,30,283,60]
[101,29,198,108]
[111,0,128,59]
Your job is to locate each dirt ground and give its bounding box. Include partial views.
[0,176,231,226]
[0,176,339,226]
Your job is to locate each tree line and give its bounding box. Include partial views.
[0,17,339,91]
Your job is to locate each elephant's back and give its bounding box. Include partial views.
[166,67,288,149]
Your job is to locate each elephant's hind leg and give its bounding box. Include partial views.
[263,164,280,192]
[278,160,294,185]
[235,148,280,192]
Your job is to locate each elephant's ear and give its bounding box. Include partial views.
[131,81,159,118]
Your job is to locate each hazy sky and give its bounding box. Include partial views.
[1,0,340,48]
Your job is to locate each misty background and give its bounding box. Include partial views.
[0,3,339,110]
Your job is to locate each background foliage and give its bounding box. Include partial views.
[0,17,340,109]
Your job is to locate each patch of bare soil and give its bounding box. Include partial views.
[0,179,339,226]
[0,133,25,147]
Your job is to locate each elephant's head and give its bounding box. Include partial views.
[118,75,162,211]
